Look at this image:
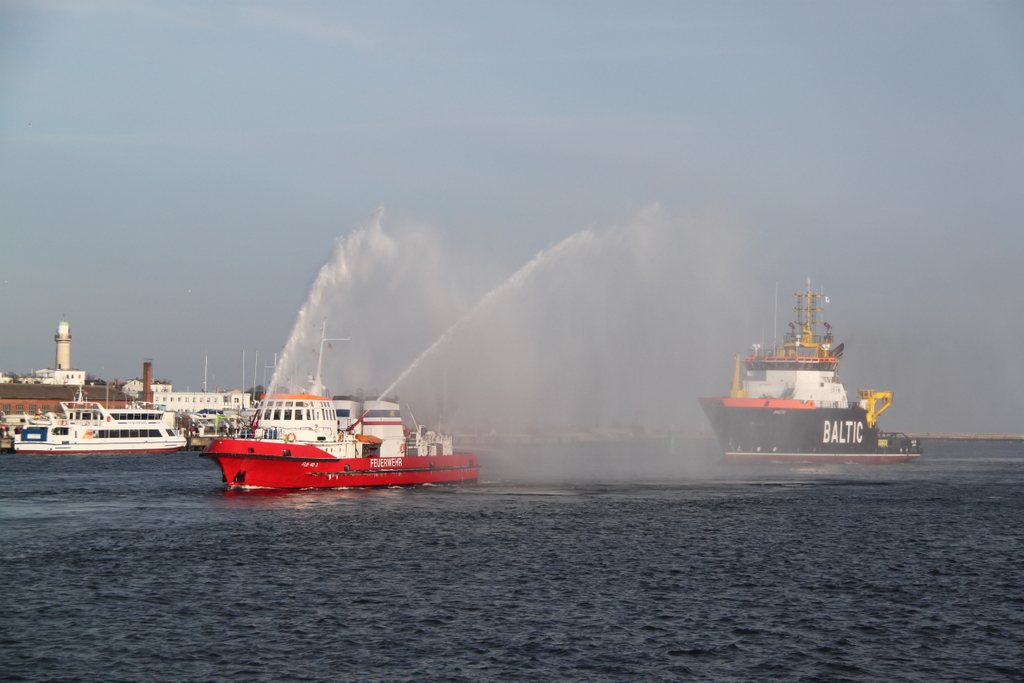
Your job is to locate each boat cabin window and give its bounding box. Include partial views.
[283,410,292,420]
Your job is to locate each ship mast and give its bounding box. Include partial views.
[308,320,349,397]
[784,277,832,358]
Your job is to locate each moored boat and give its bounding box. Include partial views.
[14,399,186,454]
[699,279,921,464]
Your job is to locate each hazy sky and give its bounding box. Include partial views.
[2,2,1022,432]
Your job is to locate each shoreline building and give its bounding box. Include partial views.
[122,362,252,413]
[152,389,251,413]
[1,321,249,421]
[1,320,121,422]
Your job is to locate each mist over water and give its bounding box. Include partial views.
[271,205,756,440]
[374,227,598,403]
[269,209,469,397]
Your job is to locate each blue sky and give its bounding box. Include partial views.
[2,2,1022,431]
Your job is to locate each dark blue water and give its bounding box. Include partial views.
[2,441,1023,682]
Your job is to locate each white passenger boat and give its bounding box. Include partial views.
[14,398,186,454]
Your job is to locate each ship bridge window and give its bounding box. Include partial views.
[273,409,281,420]
[283,410,292,420]
[285,402,294,407]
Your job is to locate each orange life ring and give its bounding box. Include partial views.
[285,432,297,443]
[399,443,406,454]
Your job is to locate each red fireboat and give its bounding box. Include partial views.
[202,327,478,489]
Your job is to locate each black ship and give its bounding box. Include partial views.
[699,280,921,464]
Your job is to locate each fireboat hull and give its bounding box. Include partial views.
[202,438,479,489]
[699,398,921,465]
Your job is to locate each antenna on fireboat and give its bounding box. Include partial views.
[309,319,349,396]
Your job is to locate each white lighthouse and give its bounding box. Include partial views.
[55,320,72,370]
[32,320,85,385]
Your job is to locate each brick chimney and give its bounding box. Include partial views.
[143,359,154,404]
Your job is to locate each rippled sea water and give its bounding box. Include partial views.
[2,440,1023,682]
